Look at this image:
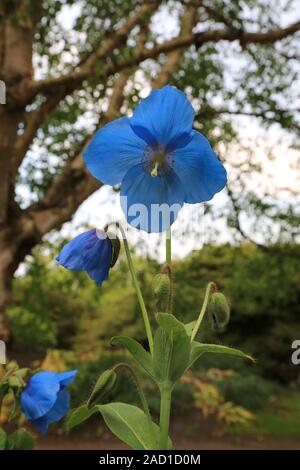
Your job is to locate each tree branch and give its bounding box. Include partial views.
[11,1,161,178]
[226,184,269,252]
[26,70,132,237]
[18,1,162,104]
[12,90,67,180]
[195,106,300,132]
[152,5,198,88]
[23,19,300,100]
[25,5,200,237]
[103,20,300,77]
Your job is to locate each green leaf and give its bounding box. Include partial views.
[87,369,117,407]
[155,313,185,333]
[14,368,29,380]
[8,376,23,388]
[153,314,191,384]
[111,336,154,377]
[153,327,173,383]
[66,405,98,432]
[0,383,9,405]
[189,342,254,368]
[0,427,6,450]
[8,393,20,422]
[7,428,35,450]
[184,321,196,336]
[97,402,160,450]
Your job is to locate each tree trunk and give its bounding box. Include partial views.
[0,108,22,224]
[0,260,13,342]
[0,226,17,341]
[0,212,40,341]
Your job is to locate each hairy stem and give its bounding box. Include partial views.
[159,384,172,450]
[190,281,217,342]
[166,228,172,265]
[113,363,152,428]
[117,224,154,356]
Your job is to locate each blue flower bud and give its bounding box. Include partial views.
[208,292,231,331]
[56,229,118,285]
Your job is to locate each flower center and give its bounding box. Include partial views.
[141,145,174,177]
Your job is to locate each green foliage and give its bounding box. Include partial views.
[10,245,157,354]
[153,314,191,385]
[67,405,98,432]
[254,391,300,438]
[218,373,275,411]
[87,369,117,407]
[173,243,300,382]
[69,354,135,408]
[111,337,154,378]
[6,428,35,451]
[97,402,162,451]
[189,342,253,369]
[0,362,35,450]
[10,241,300,384]
[8,306,56,351]
[0,427,6,450]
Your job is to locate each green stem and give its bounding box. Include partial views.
[114,363,152,428]
[166,228,171,264]
[159,384,172,450]
[117,225,154,356]
[190,281,216,342]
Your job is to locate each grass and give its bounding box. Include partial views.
[232,390,300,439]
[255,391,300,438]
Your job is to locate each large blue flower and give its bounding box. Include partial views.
[56,229,113,285]
[20,370,77,433]
[84,85,227,232]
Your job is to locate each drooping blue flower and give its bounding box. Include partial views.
[84,85,227,232]
[56,229,114,285]
[20,370,77,433]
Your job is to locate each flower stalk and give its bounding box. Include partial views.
[117,224,154,356]
[191,281,217,342]
[166,228,172,265]
[159,384,172,450]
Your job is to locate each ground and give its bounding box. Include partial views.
[36,433,300,450]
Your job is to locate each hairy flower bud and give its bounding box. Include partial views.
[208,292,230,330]
[87,369,117,407]
[153,273,171,312]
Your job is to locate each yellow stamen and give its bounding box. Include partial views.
[151,161,159,177]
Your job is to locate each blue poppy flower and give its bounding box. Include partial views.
[20,370,77,433]
[84,85,227,232]
[56,229,114,285]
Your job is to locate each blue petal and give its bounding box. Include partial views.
[83,117,145,185]
[83,234,112,285]
[32,389,70,434]
[130,85,194,149]
[173,130,227,203]
[43,389,70,425]
[56,370,77,388]
[31,416,49,434]
[56,231,94,270]
[56,230,112,285]
[20,372,60,420]
[120,164,185,232]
